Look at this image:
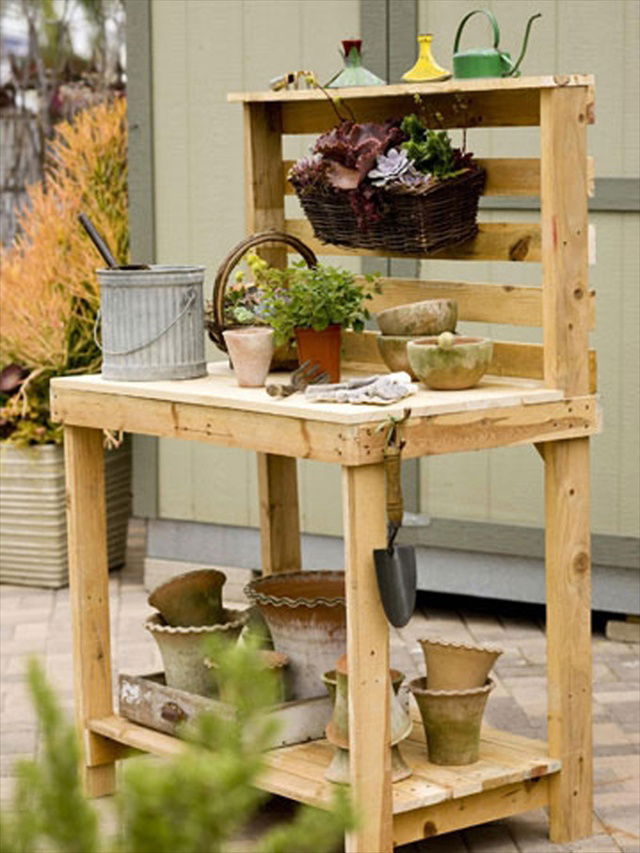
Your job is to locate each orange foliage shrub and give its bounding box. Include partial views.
[0,97,128,444]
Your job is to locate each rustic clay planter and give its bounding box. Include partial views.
[244,571,346,700]
[294,325,341,383]
[419,637,503,690]
[145,609,246,697]
[409,676,495,765]
[376,335,418,379]
[205,649,291,702]
[148,569,226,627]
[407,334,493,390]
[223,327,274,387]
[323,656,412,783]
[376,299,457,337]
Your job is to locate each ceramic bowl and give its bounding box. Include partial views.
[376,299,457,337]
[407,334,493,390]
[376,335,418,379]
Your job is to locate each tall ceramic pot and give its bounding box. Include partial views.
[145,610,246,697]
[244,571,346,700]
[419,637,503,690]
[409,676,494,765]
[294,325,341,383]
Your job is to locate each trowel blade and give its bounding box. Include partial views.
[374,544,417,628]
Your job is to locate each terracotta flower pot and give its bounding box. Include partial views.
[145,610,246,697]
[244,571,346,700]
[294,325,341,383]
[223,327,274,387]
[419,637,503,690]
[148,569,226,628]
[323,656,412,783]
[409,676,495,765]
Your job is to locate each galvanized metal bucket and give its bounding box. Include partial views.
[96,265,207,381]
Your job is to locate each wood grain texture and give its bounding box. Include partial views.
[64,426,119,796]
[541,87,591,394]
[285,218,542,262]
[257,453,301,574]
[342,463,392,853]
[228,75,594,102]
[542,437,593,842]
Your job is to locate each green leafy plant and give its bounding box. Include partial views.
[241,253,381,347]
[400,114,474,180]
[0,640,355,853]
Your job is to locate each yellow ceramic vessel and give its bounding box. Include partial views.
[402,34,451,82]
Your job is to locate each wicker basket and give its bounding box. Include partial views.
[292,168,486,255]
[206,230,317,369]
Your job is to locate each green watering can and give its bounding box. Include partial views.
[453,9,541,79]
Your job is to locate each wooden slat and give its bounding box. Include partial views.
[284,158,595,198]
[393,778,550,847]
[541,87,591,395]
[542,438,593,843]
[257,453,301,574]
[343,464,392,853]
[285,218,542,262]
[89,715,185,758]
[65,426,119,798]
[365,277,595,328]
[341,330,597,392]
[278,89,541,133]
[229,75,595,103]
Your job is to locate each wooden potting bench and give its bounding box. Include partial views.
[52,76,599,852]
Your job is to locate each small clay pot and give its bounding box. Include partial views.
[376,334,418,379]
[407,334,493,390]
[294,325,341,383]
[223,327,274,387]
[409,676,494,765]
[376,299,457,337]
[145,609,247,697]
[419,637,503,691]
[244,571,346,700]
[148,569,226,627]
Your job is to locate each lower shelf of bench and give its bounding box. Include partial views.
[89,714,559,844]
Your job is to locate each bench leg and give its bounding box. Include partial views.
[65,426,119,796]
[342,463,393,853]
[257,452,301,574]
[544,437,593,841]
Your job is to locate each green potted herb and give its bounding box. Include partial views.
[245,254,381,383]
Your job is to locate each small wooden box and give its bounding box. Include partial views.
[118,672,332,747]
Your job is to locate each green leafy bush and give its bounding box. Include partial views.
[0,639,354,853]
[239,253,381,347]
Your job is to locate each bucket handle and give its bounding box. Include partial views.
[94,288,199,356]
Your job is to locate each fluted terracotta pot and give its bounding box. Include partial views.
[244,571,346,700]
[409,676,494,765]
[148,568,226,627]
[419,637,503,690]
[145,610,246,697]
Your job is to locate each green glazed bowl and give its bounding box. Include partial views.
[407,334,493,390]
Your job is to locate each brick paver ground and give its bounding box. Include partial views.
[1,520,638,852]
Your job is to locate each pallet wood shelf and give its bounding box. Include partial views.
[53,76,597,852]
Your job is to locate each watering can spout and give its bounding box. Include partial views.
[508,12,542,76]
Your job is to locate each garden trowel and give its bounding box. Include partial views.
[374,411,417,628]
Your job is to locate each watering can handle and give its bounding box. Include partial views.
[453,8,501,54]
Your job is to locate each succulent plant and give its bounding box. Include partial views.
[367,148,412,186]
